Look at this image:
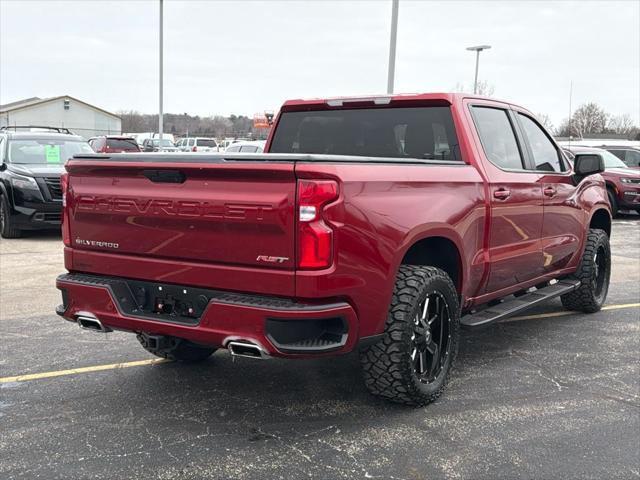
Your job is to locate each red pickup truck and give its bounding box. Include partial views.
[56,93,612,406]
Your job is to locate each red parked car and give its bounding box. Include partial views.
[564,146,640,215]
[88,136,140,153]
[56,93,612,406]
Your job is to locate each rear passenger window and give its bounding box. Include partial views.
[517,114,564,172]
[471,107,524,170]
[239,146,258,153]
[188,138,195,147]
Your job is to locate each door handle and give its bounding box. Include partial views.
[543,187,556,197]
[493,188,511,200]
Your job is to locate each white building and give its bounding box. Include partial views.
[0,95,121,139]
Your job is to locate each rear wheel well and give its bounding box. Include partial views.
[401,237,462,293]
[590,209,611,237]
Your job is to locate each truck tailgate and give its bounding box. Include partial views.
[65,156,296,291]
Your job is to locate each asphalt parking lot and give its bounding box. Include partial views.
[1,215,639,480]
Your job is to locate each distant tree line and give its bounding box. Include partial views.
[554,103,639,139]
[118,111,268,139]
[119,100,638,142]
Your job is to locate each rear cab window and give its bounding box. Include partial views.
[269,106,462,161]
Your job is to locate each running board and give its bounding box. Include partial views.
[461,279,581,329]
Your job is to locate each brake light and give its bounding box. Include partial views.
[60,173,71,247]
[192,146,197,152]
[297,179,338,269]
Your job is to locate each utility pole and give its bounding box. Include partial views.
[387,0,399,94]
[466,45,491,94]
[159,0,164,141]
[568,80,573,145]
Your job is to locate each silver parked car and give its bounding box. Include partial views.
[223,140,266,153]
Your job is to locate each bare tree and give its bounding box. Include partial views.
[607,114,636,135]
[555,118,572,137]
[570,102,608,138]
[117,110,147,133]
[452,81,495,96]
[475,80,495,97]
[536,113,554,132]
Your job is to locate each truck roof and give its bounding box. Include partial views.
[281,92,513,109]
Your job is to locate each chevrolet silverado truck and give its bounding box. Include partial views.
[56,93,612,406]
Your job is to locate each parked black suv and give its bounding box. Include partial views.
[0,126,93,238]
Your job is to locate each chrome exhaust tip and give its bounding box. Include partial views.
[76,312,112,333]
[227,341,268,359]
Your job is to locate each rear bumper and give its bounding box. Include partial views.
[56,273,360,358]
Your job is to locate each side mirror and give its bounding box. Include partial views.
[573,153,605,178]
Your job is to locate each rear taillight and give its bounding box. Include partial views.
[297,179,338,269]
[60,173,71,247]
[192,146,197,152]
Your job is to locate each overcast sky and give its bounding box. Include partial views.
[1,0,638,127]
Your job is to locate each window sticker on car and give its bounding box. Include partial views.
[45,145,61,163]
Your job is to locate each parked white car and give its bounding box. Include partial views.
[223,140,266,153]
[176,137,219,152]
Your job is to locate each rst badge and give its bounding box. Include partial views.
[256,255,289,264]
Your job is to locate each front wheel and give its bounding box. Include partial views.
[0,195,21,238]
[561,228,611,313]
[359,265,460,406]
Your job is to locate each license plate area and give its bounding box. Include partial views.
[126,279,213,324]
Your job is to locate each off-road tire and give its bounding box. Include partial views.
[0,195,21,238]
[137,334,216,363]
[359,265,460,406]
[607,188,618,217]
[561,228,611,313]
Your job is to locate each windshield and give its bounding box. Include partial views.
[152,139,174,147]
[8,138,94,164]
[601,150,629,169]
[270,106,461,161]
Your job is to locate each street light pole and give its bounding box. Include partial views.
[466,45,491,94]
[387,0,399,94]
[159,0,164,141]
